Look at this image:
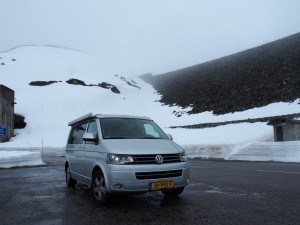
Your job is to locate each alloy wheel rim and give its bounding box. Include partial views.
[93,176,106,200]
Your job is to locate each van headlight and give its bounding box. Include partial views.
[179,152,187,162]
[107,154,134,164]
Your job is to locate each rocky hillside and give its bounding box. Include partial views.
[141,32,300,115]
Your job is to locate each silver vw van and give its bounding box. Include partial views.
[65,113,189,204]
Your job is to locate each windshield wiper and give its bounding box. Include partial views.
[105,136,163,139]
[141,137,162,139]
[105,137,127,139]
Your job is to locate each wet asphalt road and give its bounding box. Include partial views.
[0,157,300,225]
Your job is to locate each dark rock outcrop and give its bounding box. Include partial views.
[29,81,59,86]
[29,78,122,94]
[14,114,26,129]
[99,82,112,89]
[111,86,121,94]
[141,32,300,115]
[170,113,300,129]
[66,78,87,86]
[99,82,121,94]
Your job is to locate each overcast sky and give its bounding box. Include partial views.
[1,0,300,75]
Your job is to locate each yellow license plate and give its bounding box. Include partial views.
[149,181,174,190]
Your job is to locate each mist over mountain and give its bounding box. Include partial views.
[142,32,300,115]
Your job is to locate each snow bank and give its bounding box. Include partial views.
[227,141,300,162]
[184,141,300,163]
[1,141,300,169]
[0,150,45,168]
[184,144,237,159]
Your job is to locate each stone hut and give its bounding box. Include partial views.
[0,85,15,142]
[267,117,300,142]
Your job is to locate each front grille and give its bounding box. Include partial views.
[132,154,181,164]
[135,170,182,180]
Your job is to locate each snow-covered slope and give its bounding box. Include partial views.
[1,46,300,149]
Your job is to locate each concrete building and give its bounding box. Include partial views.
[0,85,15,142]
[267,117,300,142]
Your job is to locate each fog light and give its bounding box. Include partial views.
[187,178,190,183]
[114,183,124,189]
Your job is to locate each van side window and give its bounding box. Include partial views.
[69,122,88,144]
[85,120,98,144]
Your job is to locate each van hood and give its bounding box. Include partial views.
[101,139,184,155]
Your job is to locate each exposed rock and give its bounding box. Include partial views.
[14,114,26,129]
[29,81,59,86]
[99,82,121,94]
[66,78,86,86]
[111,86,120,94]
[99,82,113,89]
[28,78,121,94]
[170,113,300,129]
[142,32,300,115]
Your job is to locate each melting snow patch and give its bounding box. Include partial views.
[0,150,45,168]
[184,144,238,159]
[184,141,300,163]
[228,141,300,162]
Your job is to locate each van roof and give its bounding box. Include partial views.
[95,114,151,120]
[68,113,152,126]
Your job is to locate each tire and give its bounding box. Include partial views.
[161,187,184,197]
[65,164,77,187]
[92,171,110,205]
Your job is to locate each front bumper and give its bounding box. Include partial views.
[105,162,190,193]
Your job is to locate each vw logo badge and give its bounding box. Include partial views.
[155,155,163,164]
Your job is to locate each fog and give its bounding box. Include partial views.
[1,0,300,75]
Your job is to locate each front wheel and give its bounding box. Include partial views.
[161,187,184,197]
[92,171,110,205]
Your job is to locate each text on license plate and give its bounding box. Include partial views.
[149,181,174,190]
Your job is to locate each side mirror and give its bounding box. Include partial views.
[83,133,98,142]
[166,134,173,140]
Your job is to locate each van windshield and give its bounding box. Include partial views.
[100,118,168,140]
